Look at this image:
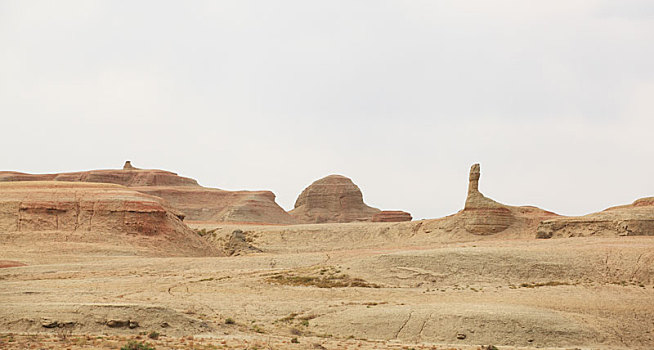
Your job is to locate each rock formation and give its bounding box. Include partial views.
[461,163,517,234]
[224,229,262,256]
[0,162,295,224]
[428,164,558,237]
[0,182,217,256]
[537,197,654,238]
[123,160,138,170]
[289,175,381,223]
[372,211,412,222]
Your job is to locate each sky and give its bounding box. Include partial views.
[1,0,653,220]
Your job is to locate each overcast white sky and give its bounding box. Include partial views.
[1,1,653,219]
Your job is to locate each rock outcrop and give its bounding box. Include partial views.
[537,197,654,238]
[372,211,412,222]
[224,229,262,256]
[289,175,381,223]
[123,160,138,170]
[0,182,217,256]
[136,187,295,224]
[462,163,517,234]
[0,162,295,224]
[431,164,559,237]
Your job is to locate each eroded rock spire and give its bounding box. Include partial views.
[468,163,481,196]
[123,161,138,170]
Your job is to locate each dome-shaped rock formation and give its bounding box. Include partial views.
[0,182,217,256]
[0,162,295,225]
[537,197,654,238]
[289,175,381,223]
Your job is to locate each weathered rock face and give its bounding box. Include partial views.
[537,197,654,238]
[461,164,517,234]
[372,211,412,222]
[289,175,381,223]
[136,187,295,224]
[0,162,295,224]
[0,182,217,256]
[439,164,559,236]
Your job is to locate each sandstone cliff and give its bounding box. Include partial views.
[537,197,654,238]
[0,162,295,224]
[0,182,217,256]
[289,175,381,223]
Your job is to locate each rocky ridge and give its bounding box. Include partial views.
[0,162,295,224]
[537,197,654,238]
[0,181,217,256]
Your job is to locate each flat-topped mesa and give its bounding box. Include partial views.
[289,175,381,223]
[0,162,296,224]
[0,182,217,256]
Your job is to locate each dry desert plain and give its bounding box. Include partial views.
[0,163,652,350]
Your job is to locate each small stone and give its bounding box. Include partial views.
[456,333,467,340]
[41,319,58,328]
[106,320,128,328]
[128,321,139,329]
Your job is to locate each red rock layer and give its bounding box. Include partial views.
[0,163,295,224]
[372,211,412,222]
[135,187,296,224]
[289,175,381,223]
[0,182,217,256]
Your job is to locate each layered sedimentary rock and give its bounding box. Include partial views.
[372,211,412,222]
[135,187,295,223]
[0,162,295,224]
[537,197,654,238]
[289,175,381,223]
[0,166,198,187]
[0,182,217,256]
[438,164,558,236]
[461,164,517,234]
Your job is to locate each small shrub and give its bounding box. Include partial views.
[147,331,160,340]
[291,337,299,343]
[120,340,155,350]
[225,317,235,325]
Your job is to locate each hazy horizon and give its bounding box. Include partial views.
[1,1,653,220]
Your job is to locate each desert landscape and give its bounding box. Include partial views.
[3,2,653,349]
[0,162,652,350]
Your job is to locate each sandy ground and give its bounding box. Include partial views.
[1,221,653,349]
